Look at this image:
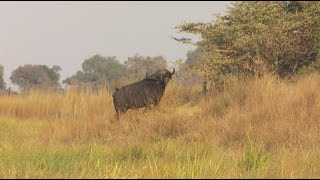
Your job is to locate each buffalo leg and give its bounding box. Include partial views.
[115,107,129,121]
[145,105,152,111]
[152,100,161,111]
[116,111,120,121]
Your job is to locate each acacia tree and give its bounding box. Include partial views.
[10,64,61,91]
[0,65,5,90]
[174,1,320,84]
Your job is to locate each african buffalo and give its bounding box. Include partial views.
[112,68,175,120]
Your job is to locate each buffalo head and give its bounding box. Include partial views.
[146,68,175,86]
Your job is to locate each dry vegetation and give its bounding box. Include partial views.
[0,73,320,178]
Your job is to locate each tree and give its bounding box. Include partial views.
[10,64,61,91]
[0,65,5,90]
[124,54,168,81]
[63,55,126,87]
[174,1,320,83]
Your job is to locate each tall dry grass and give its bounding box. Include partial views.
[1,73,319,149]
[1,73,320,178]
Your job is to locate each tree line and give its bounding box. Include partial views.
[0,54,168,92]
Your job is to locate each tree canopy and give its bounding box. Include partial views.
[174,1,320,82]
[124,54,168,81]
[10,64,61,91]
[63,55,126,87]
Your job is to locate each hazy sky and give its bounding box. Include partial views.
[0,1,231,88]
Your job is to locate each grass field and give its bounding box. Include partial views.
[0,74,320,178]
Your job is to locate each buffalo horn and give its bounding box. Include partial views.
[171,68,175,75]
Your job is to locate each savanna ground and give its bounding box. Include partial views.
[0,74,320,178]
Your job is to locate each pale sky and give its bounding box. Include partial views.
[0,1,231,88]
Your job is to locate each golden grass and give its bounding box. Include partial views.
[0,73,320,178]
